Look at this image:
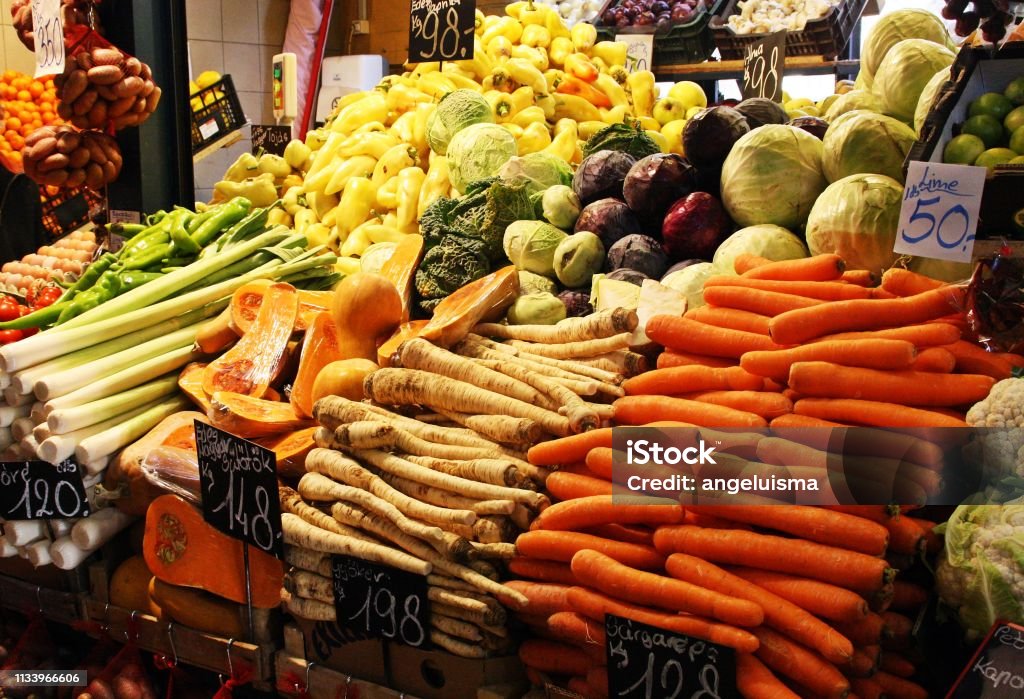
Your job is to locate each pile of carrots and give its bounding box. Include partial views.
[612,253,1023,434]
[509,428,938,698]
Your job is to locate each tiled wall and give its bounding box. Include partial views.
[187,0,291,203]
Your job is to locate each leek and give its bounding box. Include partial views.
[75,395,189,463]
[38,396,170,464]
[46,373,180,435]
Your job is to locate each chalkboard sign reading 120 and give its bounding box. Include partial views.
[409,0,476,63]
[0,459,90,521]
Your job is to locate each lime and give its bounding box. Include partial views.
[974,147,1018,171]
[944,133,986,164]
[1005,105,1024,135]
[1005,76,1024,106]
[1011,125,1024,155]
[962,114,1005,149]
[970,92,1015,121]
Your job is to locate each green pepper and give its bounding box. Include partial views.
[124,242,172,270]
[169,211,201,256]
[107,222,147,237]
[65,252,117,296]
[117,270,163,292]
[146,210,168,226]
[116,217,171,257]
[56,272,123,324]
[0,301,69,330]
[186,206,218,235]
[190,197,252,248]
[119,216,172,260]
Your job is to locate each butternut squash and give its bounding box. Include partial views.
[230,281,332,335]
[109,555,161,616]
[290,312,344,418]
[207,391,314,439]
[143,494,283,608]
[148,577,245,638]
[377,320,428,367]
[203,283,298,398]
[330,273,403,362]
[177,363,212,412]
[194,306,239,354]
[255,426,319,478]
[311,358,377,404]
[380,234,424,323]
[420,265,520,347]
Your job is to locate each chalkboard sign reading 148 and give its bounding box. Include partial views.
[195,421,283,558]
[331,555,430,648]
[606,614,735,698]
[409,0,476,63]
[0,459,90,521]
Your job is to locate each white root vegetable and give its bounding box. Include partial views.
[470,542,517,559]
[431,613,482,642]
[49,536,92,570]
[280,486,374,542]
[575,350,649,376]
[456,338,623,395]
[472,308,638,343]
[376,471,516,516]
[428,587,504,625]
[0,401,31,427]
[505,333,631,360]
[426,574,480,593]
[24,539,52,567]
[70,507,135,550]
[431,629,486,658]
[0,537,18,557]
[4,519,46,546]
[284,545,331,577]
[475,358,600,434]
[285,569,334,604]
[282,512,431,576]
[429,408,545,447]
[401,453,532,489]
[282,589,336,621]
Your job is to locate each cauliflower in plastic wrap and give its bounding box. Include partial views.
[965,378,1024,500]
[728,0,837,34]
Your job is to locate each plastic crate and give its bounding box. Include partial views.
[711,0,867,60]
[190,75,246,154]
[39,185,104,240]
[595,0,723,67]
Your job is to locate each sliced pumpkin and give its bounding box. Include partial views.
[208,391,314,439]
[143,494,283,608]
[194,306,239,355]
[203,283,298,398]
[255,426,319,478]
[230,281,332,335]
[290,312,344,418]
[420,265,520,347]
[148,577,246,638]
[178,362,212,412]
[331,273,403,362]
[380,234,424,323]
[377,320,429,367]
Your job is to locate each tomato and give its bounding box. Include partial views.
[32,285,61,309]
[0,296,21,321]
[0,329,23,344]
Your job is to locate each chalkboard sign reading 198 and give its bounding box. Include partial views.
[331,555,430,648]
[0,459,90,521]
[605,614,735,698]
[195,421,283,558]
[409,0,476,63]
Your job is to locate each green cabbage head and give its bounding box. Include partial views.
[660,262,716,309]
[862,8,956,79]
[914,68,952,134]
[823,90,884,123]
[720,125,828,230]
[822,110,917,183]
[712,225,808,275]
[936,505,1024,639]
[447,123,517,193]
[874,38,956,123]
[805,173,903,276]
[426,89,493,156]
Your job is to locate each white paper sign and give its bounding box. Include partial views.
[31,0,64,78]
[893,161,986,263]
[617,33,654,73]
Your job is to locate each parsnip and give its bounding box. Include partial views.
[431,629,487,658]
[432,613,482,642]
[284,545,331,577]
[429,408,544,448]
[282,589,336,621]
[574,350,649,376]
[286,569,334,604]
[282,512,431,576]
[475,358,599,434]
[375,471,516,516]
[472,308,638,343]
[470,542,517,559]
[506,334,631,360]
[401,453,533,489]
[457,337,623,393]
[280,485,374,542]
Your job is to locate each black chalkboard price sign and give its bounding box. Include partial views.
[331,555,430,648]
[0,459,90,520]
[251,124,292,157]
[195,421,283,558]
[605,614,736,698]
[741,30,786,103]
[949,621,1024,697]
[409,0,476,63]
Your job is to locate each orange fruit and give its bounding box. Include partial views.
[28,81,43,98]
[6,117,22,131]
[16,90,30,102]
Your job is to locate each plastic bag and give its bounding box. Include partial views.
[75,640,159,699]
[966,245,1024,354]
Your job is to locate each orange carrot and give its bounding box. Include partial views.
[793,398,969,428]
[833,613,888,646]
[567,586,760,653]
[849,677,886,699]
[910,346,957,372]
[518,639,590,676]
[545,471,613,500]
[788,362,995,408]
[647,315,789,358]
[653,525,894,596]
[686,305,772,335]
[871,287,900,299]
[907,516,941,554]
[566,678,591,697]
[704,285,825,316]
[737,653,802,699]
[706,275,875,300]
[528,428,614,466]
[623,364,765,395]
[691,505,889,556]
[585,447,613,479]
[770,413,845,428]
[686,510,753,530]
[764,378,785,391]
[847,646,880,678]
[547,611,606,647]
[734,253,775,274]
[823,505,898,524]
[752,627,850,699]
[614,395,768,429]
[741,339,917,381]
[769,286,967,345]
[878,652,916,678]
[873,583,897,615]
[556,74,612,107]
[666,553,853,664]
[583,523,654,546]
[880,611,913,646]
[516,530,665,570]
[883,516,925,555]
[675,390,793,420]
[507,558,579,586]
[530,495,684,531]
[503,580,572,615]
[570,549,764,627]
[756,437,828,469]
[743,254,846,282]
[728,568,869,623]
[872,671,928,699]
[657,350,738,369]
[841,270,878,287]
[586,667,610,699]
[942,340,1017,379]
[890,581,928,612]
[881,268,945,297]
[814,322,962,347]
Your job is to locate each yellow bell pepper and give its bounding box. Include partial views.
[307,133,344,181]
[501,123,524,140]
[486,35,514,64]
[481,14,502,33]
[511,105,546,129]
[549,36,573,67]
[339,227,372,257]
[475,8,486,32]
[376,175,401,210]
[481,75,497,92]
[518,4,547,26]
[389,110,417,145]
[416,72,457,100]
[577,120,609,140]
[482,16,523,46]
[371,144,419,188]
[330,93,388,135]
[544,8,571,40]
[608,65,630,85]
[601,104,632,124]
[223,152,258,182]
[281,173,304,191]
[592,41,628,68]
[485,90,514,120]
[336,177,378,240]
[396,166,426,231]
[571,22,597,53]
[322,208,338,229]
[324,155,376,196]
[411,61,441,78]
[267,207,292,228]
[456,37,494,79]
[542,120,578,162]
[636,116,661,131]
[283,140,311,171]
[536,93,556,120]
[594,73,629,108]
[553,93,602,122]
[521,24,551,48]
[418,155,451,218]
[510,45,548,72]
[517,121,552,155]
[331,90,371,115]
[411,102,435,155]
[544,69,565,94]
[337,131,401,160]
[282,186,304,216]
[500,58,547,96]
[214,173,278,208]
[554,118,577,136]
[384,83,431,113]
[307,190,340,221]
[305,223,332,250]
[293,207,316,235]
[335,257,362,276]
[257,153,291,179]
[441,68,483,91]
[627,70,657,118]
[363,224,407,245]
[303,155,340,196]
[508,85,536,114]
[565,53,599,83]
[304,128,328,151]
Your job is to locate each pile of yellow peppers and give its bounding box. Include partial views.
[237,1,683,276]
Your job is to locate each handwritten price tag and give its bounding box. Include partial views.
[0,459,89,521]
[331,556,430,648]
[894,161,986,263]
[617,33,654,73]
[949,621,1024,698]
[741,31,785,102]
[409,0,476,63]
[31,0,65,78]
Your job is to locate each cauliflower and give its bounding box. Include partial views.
[936,505,1024,639]
[965,378,1024,490]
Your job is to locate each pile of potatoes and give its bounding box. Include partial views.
[9,0,101,51]
[55,46,161,131]
[22,124,122,188]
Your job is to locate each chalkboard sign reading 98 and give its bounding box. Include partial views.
[331,555,430,648]
[605,614,735,698]
[409,0,476,63]
[0,459,89,520]
[195,421,283,558]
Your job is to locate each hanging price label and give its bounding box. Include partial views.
[409,0,476,63]
[617,33,654,73]
[31,0,65,78]
[0,459,90,521]
[331,556,430,648]
[893,161,986,263]
[741,31,785,102]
